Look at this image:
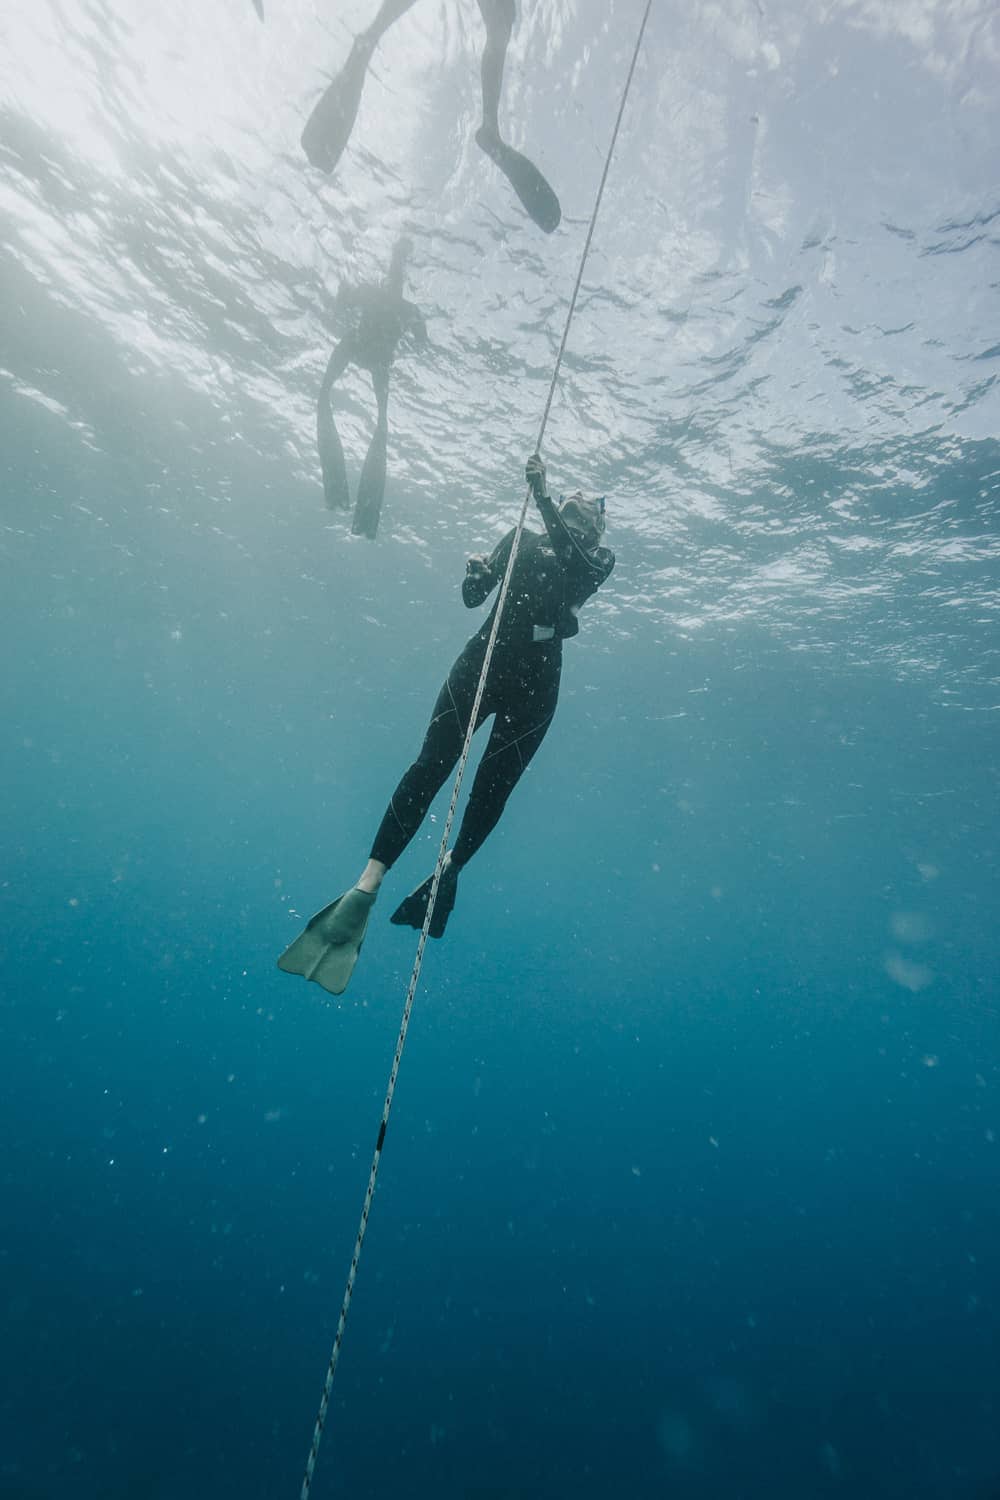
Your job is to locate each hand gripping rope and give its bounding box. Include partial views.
[298,4,654,1493]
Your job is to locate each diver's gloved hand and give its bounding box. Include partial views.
[525,453,550,503]
[466,554,490,579]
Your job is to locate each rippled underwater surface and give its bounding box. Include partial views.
[1,1,999,1497]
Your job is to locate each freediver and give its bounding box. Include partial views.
[278,452,614,994]
[301,0,561,234]
[318,236,427,539]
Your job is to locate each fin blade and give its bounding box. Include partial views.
[390,863,458,939]
[277,890,375,996]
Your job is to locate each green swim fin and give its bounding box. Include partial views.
[277,887,377,996]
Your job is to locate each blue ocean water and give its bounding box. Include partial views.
[2,2,998,1497]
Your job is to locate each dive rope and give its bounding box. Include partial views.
[299,4,654,1493]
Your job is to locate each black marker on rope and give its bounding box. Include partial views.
[298,3,654,1493]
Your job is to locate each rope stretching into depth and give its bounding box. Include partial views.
[299,5,654,1494]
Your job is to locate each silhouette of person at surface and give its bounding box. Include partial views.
[318,236,427,539]
[301,0,561,234]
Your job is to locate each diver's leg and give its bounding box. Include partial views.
[317,340,354,510]
[451,655,559,868]
[302,0,421,173]
[369,640,491,870]
[474,0,561,233]
[351,364,390,539]
[476,0,515,135]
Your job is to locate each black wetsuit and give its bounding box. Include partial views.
[370,498,615,871]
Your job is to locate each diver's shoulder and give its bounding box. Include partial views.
[517,525,547,553]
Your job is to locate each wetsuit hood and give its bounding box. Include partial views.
[559,492,606,551]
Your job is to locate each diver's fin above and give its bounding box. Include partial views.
[277,887,377,996]
[301,34,374,174]
[474,128,561,234]
[390,855,458,939]
[318,401,351,511]
[351,418,387,539]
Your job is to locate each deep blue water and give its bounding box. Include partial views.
[2,2,1000,1497]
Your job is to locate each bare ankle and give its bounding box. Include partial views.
[356,859,387,894]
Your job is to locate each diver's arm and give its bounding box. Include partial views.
[402,299,428,348]
[525,452,579,565]
[462,528,515,607]
[534,489,575,562]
